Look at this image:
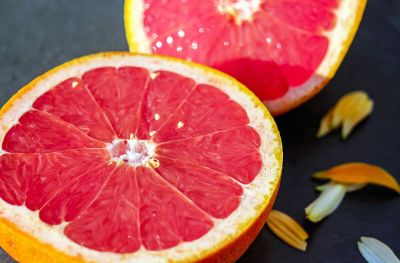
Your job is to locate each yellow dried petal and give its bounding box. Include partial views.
[358,237,400,263]
[305,183,347,223]
[317,108,334,138]
[317,91,373,139]
[266,210,308,251]
[313,162,400,193]
[332,91,363,128]
[342,98,373,139]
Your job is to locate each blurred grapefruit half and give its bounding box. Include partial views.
[0,52,282,263]
[125,0,367,115]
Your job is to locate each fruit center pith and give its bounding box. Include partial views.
[108,139,154,166]
[218,0,261,24]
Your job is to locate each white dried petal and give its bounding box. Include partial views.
[305,183,347,222]
[358,236,400,263]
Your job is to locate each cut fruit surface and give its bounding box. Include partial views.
[125,0,367,115]
[0,52,282,263]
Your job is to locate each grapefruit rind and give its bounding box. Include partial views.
[125,0,151,54]
[124,0,367,116]
[0,52,282,263]
[0,217,84,263]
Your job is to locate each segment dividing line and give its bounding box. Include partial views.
[81,77,119,139]
[155,124,251,145]
[147,166,215,222]
[151,82,198,137]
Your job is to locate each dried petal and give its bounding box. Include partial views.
[317,91,373,139]
[358,237,400,263]
[332,91,362,128]
[342,99,373,139]
[305,183,347,222]
[266,210,308,251]
[313,162,400,193]
[317,108,334,138]
[346,183,368,192]
[316,182,367,192]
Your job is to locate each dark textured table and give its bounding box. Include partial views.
[0,1,399,262]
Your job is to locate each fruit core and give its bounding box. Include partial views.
[218,0,261,24]
[108,138,155,166]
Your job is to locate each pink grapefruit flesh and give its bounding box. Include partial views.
[125,0,367,115]
[142,0,335,99]
[1,66,261,253]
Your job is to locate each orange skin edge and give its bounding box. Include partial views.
[0,52,283,263]
[0,180,280,263]
[0,218,85,263]
[198,180,281,263]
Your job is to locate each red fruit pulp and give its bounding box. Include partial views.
[142,0,337,100]
[0,67,262,253]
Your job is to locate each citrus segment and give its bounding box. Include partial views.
[156,126,262,184]
[136,167,214,250]
[125,0,366,115]
[155,156,243,219]
[2,110,105,153]
[262,0,337,32]
[136,70,196,140]
[32,77,116,142]
[153,84,250,143]
[82,66,149,139]
[0,53,282,263]
[0,149,113,224]
[37,162,114,225]
[64,165,141,253]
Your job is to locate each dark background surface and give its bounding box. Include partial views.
[0,0,399,262]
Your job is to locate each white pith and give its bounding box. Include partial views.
[125,0,365,115]
[0,54,282,263]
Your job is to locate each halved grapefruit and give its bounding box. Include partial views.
[0,52,282,263]
[124,0,367,115]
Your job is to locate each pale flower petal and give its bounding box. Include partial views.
[358,236,400,263]
[305,183,347,222]
[346,183,368,192]
[315,182,366,192]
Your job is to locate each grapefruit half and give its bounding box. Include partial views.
[0,52,282,263]
[124,0,367,115]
